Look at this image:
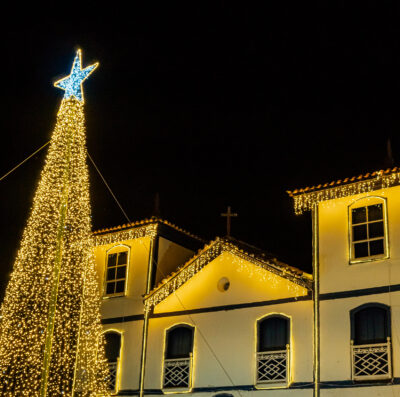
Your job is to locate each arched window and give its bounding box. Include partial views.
[166,326,194,359]
[353,305,389,345]
[104,331,122,393]
[163,325,194,389]
[258,316,289,352]
[350,304,392,380]
[349,197,388,262]
[256,315,290,385]
[105,245,130,297]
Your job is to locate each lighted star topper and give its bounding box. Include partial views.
[54,49,98,102]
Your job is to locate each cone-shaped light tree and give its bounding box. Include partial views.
[0,50,110,396]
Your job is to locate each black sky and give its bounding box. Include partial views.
[1,3,400,298]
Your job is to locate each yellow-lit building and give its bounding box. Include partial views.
[94,166,400,396]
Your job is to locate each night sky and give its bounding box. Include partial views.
[1,4,400,299]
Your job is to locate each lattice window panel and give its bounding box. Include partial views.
[163,358,191,388]
[107,361,118,392]
[352,342,392,380]
[256,350,288,384]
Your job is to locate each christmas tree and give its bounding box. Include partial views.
[0,50,110,396]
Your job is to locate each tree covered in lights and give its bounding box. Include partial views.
[0,50,110,396]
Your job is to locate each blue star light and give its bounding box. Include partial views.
[54,50,98,102]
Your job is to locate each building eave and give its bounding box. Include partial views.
[286,167,400,214]
[92,217,205,247]
[144,237,312,311]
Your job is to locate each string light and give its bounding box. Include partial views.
[144,238,311,312]
[0,51,109,396]
[54,49,98,103]
[289,171,400,214]
[94,224,158,247]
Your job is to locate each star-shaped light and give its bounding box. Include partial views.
[54,49,98,102]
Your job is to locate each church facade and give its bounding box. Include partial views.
[93,167,400,396]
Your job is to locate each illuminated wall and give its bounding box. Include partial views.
[93,226,199,394]
[318,187,400,294]
[317,186,400,394]
[145,253,313,395]
[94,236,152,317]
[93,235,152,392]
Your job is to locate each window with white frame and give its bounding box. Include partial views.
[104,331,122,393]
[105,250,128,296]
[350,304,392,381]
[350,199,387,261]
[256,315,290,385]
[163,325,194,389]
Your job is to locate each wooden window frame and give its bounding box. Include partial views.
[348,197,389,264]
[104,245,130,298]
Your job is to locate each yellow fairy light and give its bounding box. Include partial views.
[144,238,311,312]
[0,51,109,396]
[288,170,400,214]
[93,224,158,246]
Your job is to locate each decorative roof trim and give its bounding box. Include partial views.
[144,237,312,311]
[93,217,204,246]
[287,168,400,214]
[93,224,158,246]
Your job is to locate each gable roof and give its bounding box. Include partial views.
[144,237,312,311]
[286,166,400,214]
[93,217,205,247]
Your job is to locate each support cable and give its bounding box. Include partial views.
[0,142,132,226]
[0,140,51,183]
[2,143,242,396]
[87,152,131,224]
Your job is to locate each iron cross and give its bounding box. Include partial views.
[221,206,238,237]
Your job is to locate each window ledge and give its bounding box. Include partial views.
[162,387,192,394]
[349,254,389,265]
[352,376,393,384]
[255,381,290,390]
[103,293,127,299]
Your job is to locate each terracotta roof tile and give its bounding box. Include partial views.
[287,166,400,197]
[92,217,204,242]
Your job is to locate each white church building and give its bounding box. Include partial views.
[93,166,400,396]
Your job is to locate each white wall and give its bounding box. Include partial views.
[146,302,313,392]
[103,320,144,391]
[320,291,400,382]
[94,230,200,394]
[318,187,400,294]
[317,185,400,394]
[145,252,313,393]
[94,236,151,318]
[94,235,152,393]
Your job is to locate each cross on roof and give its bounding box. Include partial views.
[221,206,238,237]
